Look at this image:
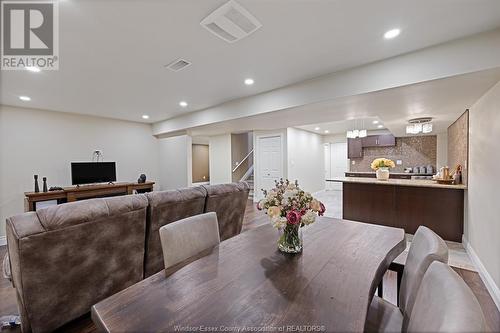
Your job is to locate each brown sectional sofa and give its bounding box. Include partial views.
[5,182,249,333]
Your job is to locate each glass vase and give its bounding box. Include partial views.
[278,224,303,254]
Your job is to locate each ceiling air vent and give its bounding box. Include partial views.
[200,0,262,43]
[165,59,191,72]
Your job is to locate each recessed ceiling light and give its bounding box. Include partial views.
[324,130,329,134]
[377,124,384,128]
[179,101,188,107]
[372,120,379,124]
[19,96,31,101]
[244,78,254,85]
[314,127,320,131]
[142,115,150,119]
[25,66,41,73]
[384,28,400,39]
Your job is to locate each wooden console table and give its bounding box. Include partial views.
[24,181,155,211]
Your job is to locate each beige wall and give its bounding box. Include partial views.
[231,132,253,182]
[448,110,469,184]
[466,80,500,307]
[192,144,209,183]
[0,105,160,238]
[350,136,437,173]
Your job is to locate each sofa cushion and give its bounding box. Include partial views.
[203,182,249,241]
[36,195,148,231]
[144,187,207,277]
[6,195,148,333]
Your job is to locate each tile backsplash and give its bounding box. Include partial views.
[447,111,468,184]
[350,135,437,173]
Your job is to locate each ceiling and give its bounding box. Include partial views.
[2,0,500,123]
[185,68,500,137]
[297,117,385,136]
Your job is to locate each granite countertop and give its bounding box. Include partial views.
[327,177,467,190]
[345,171,434,176]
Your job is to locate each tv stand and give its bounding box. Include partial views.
[24,181,155,211]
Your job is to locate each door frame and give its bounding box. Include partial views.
[329,142,349,191]
[254,132,286,202]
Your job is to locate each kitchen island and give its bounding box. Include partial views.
[328,177,466,241]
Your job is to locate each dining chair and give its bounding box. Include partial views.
[399,226,449,322]
[159,212,220,271]
[407,261,486,332]
[366,261,486,333]
[366,226,448,332]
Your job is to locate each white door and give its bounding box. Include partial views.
[258,136,282,197]
[330,142,348,191]
[324,144,332,190]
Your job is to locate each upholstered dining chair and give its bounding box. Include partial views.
[366,226,449,332]
[159,212,220,271]
[366,261,486,333]
[407,261,486,332]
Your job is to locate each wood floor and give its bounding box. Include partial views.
[1,200,499,332]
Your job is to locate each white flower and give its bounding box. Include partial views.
[257,199,266,210]
[266,191,277,200]
[301,210,316,226]
[271,216,287,229]
[267,206,281,218]
[283,190,297,201]
[310,199,321,211]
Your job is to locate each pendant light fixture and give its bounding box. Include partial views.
[406,117,433,135]
[346,119,368,138]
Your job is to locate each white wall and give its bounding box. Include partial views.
[209,134,232,184]
[0,105,160,238]
[465,80,500,309]
[158,135,192,190]
[287,128,325,194]
[323,133,348,144]
[436,132,448,169]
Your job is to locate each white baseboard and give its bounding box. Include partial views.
[462,235,500,312]
[0,236,6,246]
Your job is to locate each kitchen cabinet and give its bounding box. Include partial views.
[361,134,396,147]
[347,138,363,158]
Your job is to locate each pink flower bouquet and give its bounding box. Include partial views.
[257,179,325,253]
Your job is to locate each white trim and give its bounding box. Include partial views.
[462,235,500,312]
[0,236,6,246]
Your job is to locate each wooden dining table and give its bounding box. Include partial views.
[92,217,405,333]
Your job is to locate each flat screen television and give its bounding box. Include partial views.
[71,162,117,185]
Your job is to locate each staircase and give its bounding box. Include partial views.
[232,148,255,201]
[246,173,254,200]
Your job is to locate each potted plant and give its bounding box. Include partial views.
[371,158,395,180]
[257,179,325,254]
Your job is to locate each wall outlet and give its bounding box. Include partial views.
[351,160,355,165]
[396,160,402,165]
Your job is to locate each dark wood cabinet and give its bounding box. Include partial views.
[348,135,396,158]
[361,136,378,147]
[348,138,363,158]
[362,134,396,147]
[377,134,396,146]
[342,182,464,242]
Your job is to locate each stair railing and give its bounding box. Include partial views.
[232,149,254,173]
[240,165,254,182]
